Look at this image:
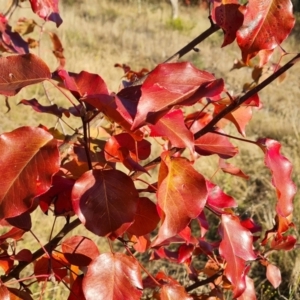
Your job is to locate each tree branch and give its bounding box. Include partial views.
[1,218,82,283]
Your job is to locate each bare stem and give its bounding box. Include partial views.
[1,218,82,283]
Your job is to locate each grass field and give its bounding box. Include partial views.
[0,1,300,299]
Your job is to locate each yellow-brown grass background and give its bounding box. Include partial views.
[0,0,299,299]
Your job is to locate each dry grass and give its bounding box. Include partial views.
[0,0,299,299]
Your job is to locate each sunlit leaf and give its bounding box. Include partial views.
[0,127,59,219]
[83,253,142,300]
[236,0,295,64]
[258,138,296,217]
[62,236,100,267]
[195,129,238,159]
[28,0,63,27]
[159,283,193,300]
[266,264,281,288]
[149,109,194,153]
[0,54,51,96]
[154,154,207,246]
[132,62,224,130]
[219,214,257,298]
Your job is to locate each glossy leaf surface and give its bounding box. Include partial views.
[195,130,238,159]
[149,109,194,153]
[236,0,295,63]
[62,236,100,267]
[132,62,223,129]
[72,169,138,237]
[83,253,142,300]
[28,0,62,27]
[0,127,59,219]
[159,283,193,300]
[0,54,51,96]
[219,214,257,298]
[154,155,207,245]
[266,263,281,288]
[259,138,296,217]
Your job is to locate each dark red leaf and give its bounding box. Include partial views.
[68,275,86,300]
[12,249,32,262]
[62,236,100,267]
[219,214,257,298]
[212,1,244,47]
[153,154,207,246]
[258,138,296,217]
[149,109,194,153]
[82,253,142,300]
[195,129,238,159]
[132,62,224,130]
[38,174,75,216]
[19,99,69,118]
[0,127,59,219]
[127,197,160,236]
[236,0,295,64]
[178,244,194,264]
[72,169,139,237]
[266,264,281,288]
[0,54,51,96]
[29,0,62,27]
[240,218,262,234]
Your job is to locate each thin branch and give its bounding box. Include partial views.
[130,19,220,86]
[194,53,300,140]
[185,271,223,292]
[1,218,82,283]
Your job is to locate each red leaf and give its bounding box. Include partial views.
[219,214,257,298]
[258,138,297,217]
[212,0,244,47]
[159,283,193,300]
[0,127,59,219]
[12,249,32,262]
[132,62,224,130]
[206,181,237,214]
[58,70,109,99]
[62,236,100,267]
[104,133,151,162]
[237,276,257,300]
[72,169,139,237]
[0,285,9,300]
[19,98,69,118]
[0,54,51,96]
[153,155,207,246]
[149,109,194,153]
[28,0,62,27]
[82,253,142,300]
[34,254,68,282]
[270,234,296,251]
[127,197,160,236]
[0,227,25,244]
[39,174,75,216]
[219,158,249,179]
[195,129,238,159]
[68,275,86,300]
[266,264,281,288]
[236,0,295,64]
[178,244,194,264]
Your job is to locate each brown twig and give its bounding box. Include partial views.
[1,218,82,283]
[185,271,223,292]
